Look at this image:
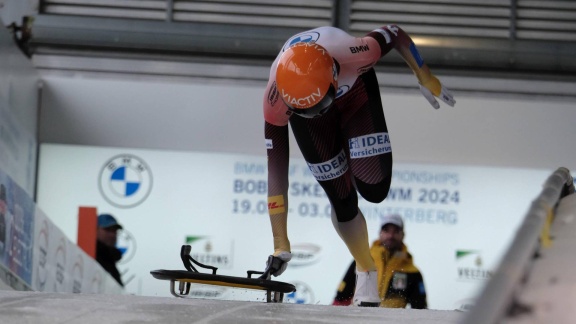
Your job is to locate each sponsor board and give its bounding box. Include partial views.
[456,250,493,282]
[286,281,315,304]
[36,144,552,308]
[289,243,321,267]
[185,236,234,270]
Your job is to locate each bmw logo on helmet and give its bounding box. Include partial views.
[99,154,153,208]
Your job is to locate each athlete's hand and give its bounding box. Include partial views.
[419,75,456,109]
[259,251,292,279]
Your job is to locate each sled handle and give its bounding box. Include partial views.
[180,245,218,274]
[247,270,264,279]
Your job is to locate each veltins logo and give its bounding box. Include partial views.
[456,250,493,281]
[185,236,234,269]
[99,154,153,208]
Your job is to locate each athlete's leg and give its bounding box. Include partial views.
[341,68,393,203]
[290,109,375,273]
[329,69,392,306]
[330,207,373,272]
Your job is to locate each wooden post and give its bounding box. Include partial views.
[77,206,98,258]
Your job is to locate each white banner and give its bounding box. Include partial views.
[36,143,553,309]
[31,206,123,294]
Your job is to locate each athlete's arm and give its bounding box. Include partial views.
[366,25,456,109]
[263,78,292,256]
[264,121,293,258]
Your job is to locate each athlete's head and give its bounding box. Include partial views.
[276,42,337,118]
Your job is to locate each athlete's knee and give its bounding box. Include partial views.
[329,192,359,222]
[355,176,392,203]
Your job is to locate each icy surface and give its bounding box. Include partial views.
[0,290,463,324]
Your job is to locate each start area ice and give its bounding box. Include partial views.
[0,289,463,324]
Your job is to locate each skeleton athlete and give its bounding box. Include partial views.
[260,25,455,306]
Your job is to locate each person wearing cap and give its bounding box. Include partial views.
[333,214,427,308]
[261,24,453,306]
[96,214,124,287]
[371,214,427,308]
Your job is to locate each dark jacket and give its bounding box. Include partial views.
[333,261,357,306]
[96,240,124,287]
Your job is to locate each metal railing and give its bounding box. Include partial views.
[460,167,575,324]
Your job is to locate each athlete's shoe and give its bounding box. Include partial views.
[352,270,380,307]
[259,251,292,280]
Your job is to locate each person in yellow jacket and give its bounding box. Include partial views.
[333,214,427,308]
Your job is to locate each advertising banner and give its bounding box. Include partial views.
[32,206,122,294]
[32,209,56,292]
[0,166,35,287]
[36,143,555,309]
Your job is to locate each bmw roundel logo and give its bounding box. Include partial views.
[117,228,137,265]
[99,154,153,208]
[283,31,320,51]
[286,281,315,304]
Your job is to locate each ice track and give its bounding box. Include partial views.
[0,290,462,324]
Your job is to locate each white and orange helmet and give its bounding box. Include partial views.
[276,42,338,118]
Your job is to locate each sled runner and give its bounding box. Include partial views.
[150,245,296,303]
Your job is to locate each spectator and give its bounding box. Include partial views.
[96,214,124,287]
[333,214,427,308]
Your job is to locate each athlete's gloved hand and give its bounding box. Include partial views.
[259,251,292,280]
[419,75,456,109]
